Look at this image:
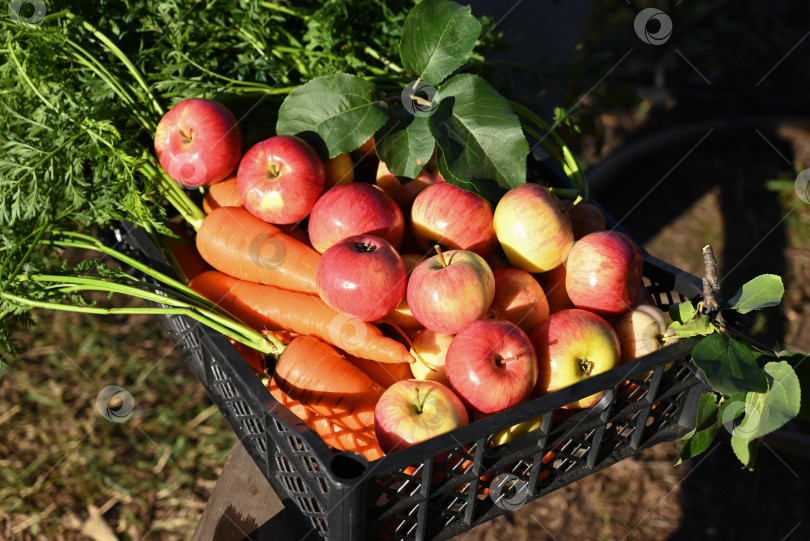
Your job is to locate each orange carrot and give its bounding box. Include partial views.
[274,335,384,432]
[189,270,413,364]
[196,206,320,294]
[267,378,384,462]
[202,175,243,214]
[345,354,412,388]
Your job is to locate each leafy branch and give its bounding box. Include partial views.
[674,245,804,470]
[275,0,585,204]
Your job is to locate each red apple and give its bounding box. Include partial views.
[376,156,445,210]
[612,303,678,363]
[323,152,355,189]
[565,231,644,317]
[445,319,538,414]
[411,183,498,258]
[534,265,574,314]
[531,308,621,409]
[237,135,325,224]
[316,235,406,322]
[488,268,550,335]
[154,98,242,187]
[308,183,405,253]
[374,379,469,454]
[562,200,606,239]
[407,249,495,334]
[494,184,574,272]
[385,253,427,330]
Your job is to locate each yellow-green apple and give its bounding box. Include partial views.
[315,235,406,322]
[488,268,550,334]
[611,303,678,363]
[445,319,538,414]
[308,183,404,253]
[323,152,355,189]
[531,308,621,409]
[237,135,324,224]
[564,231,644,317]
[534,265,574,314]
[494,184,574,272]
[154,98,242,187]
[374,379,469,454]
[385,253,427,330]
[376,156,444,210]
[409,329,454,386]
[407,249,495,334]
[411,183,498,258]
[562,200,606,239]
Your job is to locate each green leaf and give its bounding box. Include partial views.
[676,393,721,465]
[728,274,784,314]
[731,433,759,471]
[399,0,481,86]
[668,314,716,338]
[374,109,435,179]
[276,73,388,158]
[733,361,801,440]
[429,74,529,193]
[779,351,810,420]
[691,333,768,395]
[669,301,696,324]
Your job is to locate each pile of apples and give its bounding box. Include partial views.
[154,98,677,455]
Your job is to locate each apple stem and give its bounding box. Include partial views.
[414,387,430,414]
[268,164,280,178]
[434,245,447,268]
[579,358,594,376]
[496,355,521,366]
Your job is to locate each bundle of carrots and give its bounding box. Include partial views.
[169,170,419,463]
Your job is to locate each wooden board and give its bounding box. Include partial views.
[192,441,317,541]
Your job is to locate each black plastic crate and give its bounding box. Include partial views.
[113,214,708,540]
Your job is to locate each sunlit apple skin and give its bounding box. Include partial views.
[612,304,678,363]
[323,152,355,189]
[411,183,498,258]
[237,135,325,224]
[565,231,644,317]
[410,329,454,386]
[445,319,538,414]
[385,253,427,329]
[531,308,621,410]
[316,235,406,322]
[562,200,606,239]
[374,379,469,454]
[154,98,242,187]
[494,184,574,273]
[407,250,495,334]
[488,268,550,335]
[376,158,445,211]
[534,265,574,314]
[308,183,405,253]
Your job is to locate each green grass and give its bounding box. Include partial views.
[0,301,234,540]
